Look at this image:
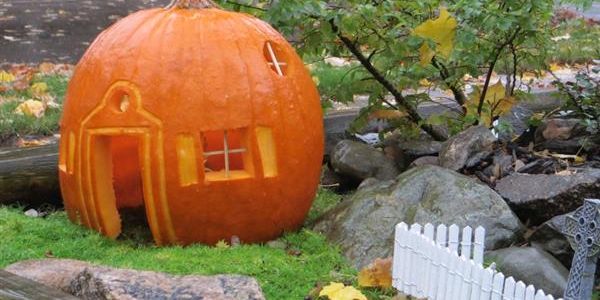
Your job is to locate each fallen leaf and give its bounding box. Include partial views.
[514,160,526,171]
[0,71,15,82]
[215,240,230,248]
[30,82,48,97]
[38,62,56,74]
[14,99,46,118]
[358,257,392,289]
[413,8,457,65]
[319,282,367,300]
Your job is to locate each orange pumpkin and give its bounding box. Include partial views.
[58,0,324,245]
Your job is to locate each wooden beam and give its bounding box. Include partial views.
[0,144,62,206]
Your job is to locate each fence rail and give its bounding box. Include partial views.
[392,223,562,300]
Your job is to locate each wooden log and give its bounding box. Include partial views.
[0,270,79,300]
[0,144,61,206]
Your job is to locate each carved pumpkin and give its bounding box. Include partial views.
[58,0,324,245]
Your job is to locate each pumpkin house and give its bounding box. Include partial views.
[58,0,324,245]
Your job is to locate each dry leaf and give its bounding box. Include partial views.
[358,257,392,289]
[319,282,367,300]
[413,8,457,65]
[38,62,56,74]
[30,82,49,98]
[514,160,526,171]
[0,71,15,83]
[14,99,46,118]
[368,109,409,121]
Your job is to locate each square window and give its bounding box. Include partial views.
[201,128,253,181]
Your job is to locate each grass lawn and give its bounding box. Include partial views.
[0,189,394,299]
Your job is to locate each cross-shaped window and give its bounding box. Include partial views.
[202,129,252,181]
[264,41,287,76]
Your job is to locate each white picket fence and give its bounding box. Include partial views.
[392,223,562,300]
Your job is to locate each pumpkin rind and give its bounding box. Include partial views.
[59,7,324,245]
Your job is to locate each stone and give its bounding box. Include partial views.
[330,140,399,181]
[529,213,574,267]
[383,134,442,170]
[439,126,497,171]
[313,165,523,268]
[483,153,514,179]
[486,247,569,297]
[496,169,600,225]
[498,105,535,142]
[5,259,265,300]
[409,156,439,168]
[535,118,600,154]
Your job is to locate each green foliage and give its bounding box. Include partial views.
[223,0,558,138]
[549,19,600,64]
[554,66,600,135]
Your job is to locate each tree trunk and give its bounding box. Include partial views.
[0,144,62,207]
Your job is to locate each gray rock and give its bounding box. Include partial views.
[483,153,514,179]
[535,118,600,154]
[5,259,265,300]
[529,213,574,267]
[330,140,399,181]
[439,126,497,171]
[313,165,523,268]
[498,105,535,142]
[496,169,600,225]
[486,247,569,297]
[409,156,439,168]
[383,135,442,169]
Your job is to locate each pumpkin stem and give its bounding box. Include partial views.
[166,0,220,9]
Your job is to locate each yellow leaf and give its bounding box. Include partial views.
[419,78,433,87]
[414,8,457,65]
[14,99,46,118]
[464,81,516,126]
[358,257,392,289]
[0,71,16,83]
[215,240,230,248]
[319,282,367,300]
[368,109,408,121]
[31,82,48,97]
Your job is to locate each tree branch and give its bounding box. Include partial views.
[431,57,468,112]
[329,20,447,141]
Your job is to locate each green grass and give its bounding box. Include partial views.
[0,74,69,144]
[0,189,381,299]
[549,19,600,65]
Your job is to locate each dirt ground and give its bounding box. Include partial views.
[1,0,170,64]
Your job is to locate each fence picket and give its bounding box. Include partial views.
[393,223,408,291]
[409,224,422,296]
[479,268,495,300]
[502,277,516,300]
[416,235,427,298]
[525,285,536,300]
[474,227,485,265]
[436,249,451,300]
[470,265,485,300]
[401,226,411,293]
[459,259,474,300]
[534,290,546,300]
[514,281,526,300]
[448,224,460,253]
[461,226,473,260]
[491,272,505,300]
[426,240,440,299]
[436,224,448,247]
[450,257,465,300]
[424,223,435,240]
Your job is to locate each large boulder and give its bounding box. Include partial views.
[5,259,265,300]
[529,213,574,267]
[486,247,569,297]
[313,165,524,268]
[496,169,600,225]
[439,126,497,171]
[330,140,399,181]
